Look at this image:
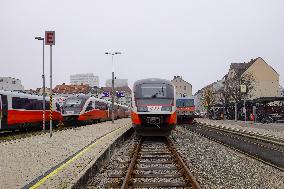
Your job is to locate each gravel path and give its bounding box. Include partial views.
[0,118,131,189]
[173,125,284,189]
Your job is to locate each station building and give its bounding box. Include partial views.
[171,76,192,98]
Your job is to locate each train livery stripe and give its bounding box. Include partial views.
[131,111,141,125]
[7,110,62,125]
[25,124,130,189]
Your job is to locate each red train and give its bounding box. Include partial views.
[62,95,129,125]
[0,90,62,131]
[176,97,195,124]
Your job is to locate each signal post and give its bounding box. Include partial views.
[45,31,55,137]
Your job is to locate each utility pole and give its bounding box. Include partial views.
[240,84,247,122]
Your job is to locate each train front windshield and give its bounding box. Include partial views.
[64,97,86,108]
[135,83,174,106]
[176,99,194,108]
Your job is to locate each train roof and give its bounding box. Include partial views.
[0,90,44,100]
[133,78,173,86]
[65,94,90,100]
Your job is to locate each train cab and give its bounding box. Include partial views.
[131,78,176,136]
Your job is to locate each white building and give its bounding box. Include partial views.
[0,77,24,91]
[280,86,284,97]
[171,76,192,98]
[70,73,99,87]
[105,79,128,87]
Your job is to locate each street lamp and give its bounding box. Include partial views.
[35,36,46,131]
[105,51,122,124]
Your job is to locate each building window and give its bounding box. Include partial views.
[184,86,186,90]
[0,79,3,82]
[12,81,16,84]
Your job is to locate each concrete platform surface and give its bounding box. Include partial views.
[0,118,131,189]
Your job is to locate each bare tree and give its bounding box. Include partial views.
[202,87,216,117]
[223,72,255,120]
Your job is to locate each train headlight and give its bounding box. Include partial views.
[161,106,172,111]
[137,106,148,112]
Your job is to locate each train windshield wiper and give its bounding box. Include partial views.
[151,92,159,98]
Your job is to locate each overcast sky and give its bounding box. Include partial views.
[1,0,283,93]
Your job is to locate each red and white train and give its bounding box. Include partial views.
[131,78,177,136]
[0,90,62,131]
[176,97,195,124]
[62,95,129,125]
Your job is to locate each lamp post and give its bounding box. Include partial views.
[35,36,46,131]
[105,51,121,123]
[240,84,247,122]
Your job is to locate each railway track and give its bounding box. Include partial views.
[186,123,284,171]
[106,136,200,189]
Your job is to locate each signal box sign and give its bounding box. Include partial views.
[45,31,55,45]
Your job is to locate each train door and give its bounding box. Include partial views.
[0,95,2,129]
[0,95,8,130]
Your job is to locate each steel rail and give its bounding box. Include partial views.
[117,136,201,189]
[120,137,143,189]
[166,137,201,189]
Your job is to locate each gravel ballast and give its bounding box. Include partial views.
[0,118,131,189]
[173,126,284,189]
[87,126,284,189]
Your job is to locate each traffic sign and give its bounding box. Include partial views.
[45,31,55,45]
[240,85,246,93]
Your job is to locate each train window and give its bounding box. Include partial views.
[56,102,61,111]
[176,99,194,108]
[12,97,43,110]
[45,101,50,110]
[12,97,27,109]
[86,102,93,111]
[140,84,167,98]
[64,98,83,107]
[95,101,106,110]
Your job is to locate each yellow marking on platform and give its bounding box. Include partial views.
[30,124,129,189]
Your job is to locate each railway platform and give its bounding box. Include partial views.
[0,118,131,189]
[195,118,284,140]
